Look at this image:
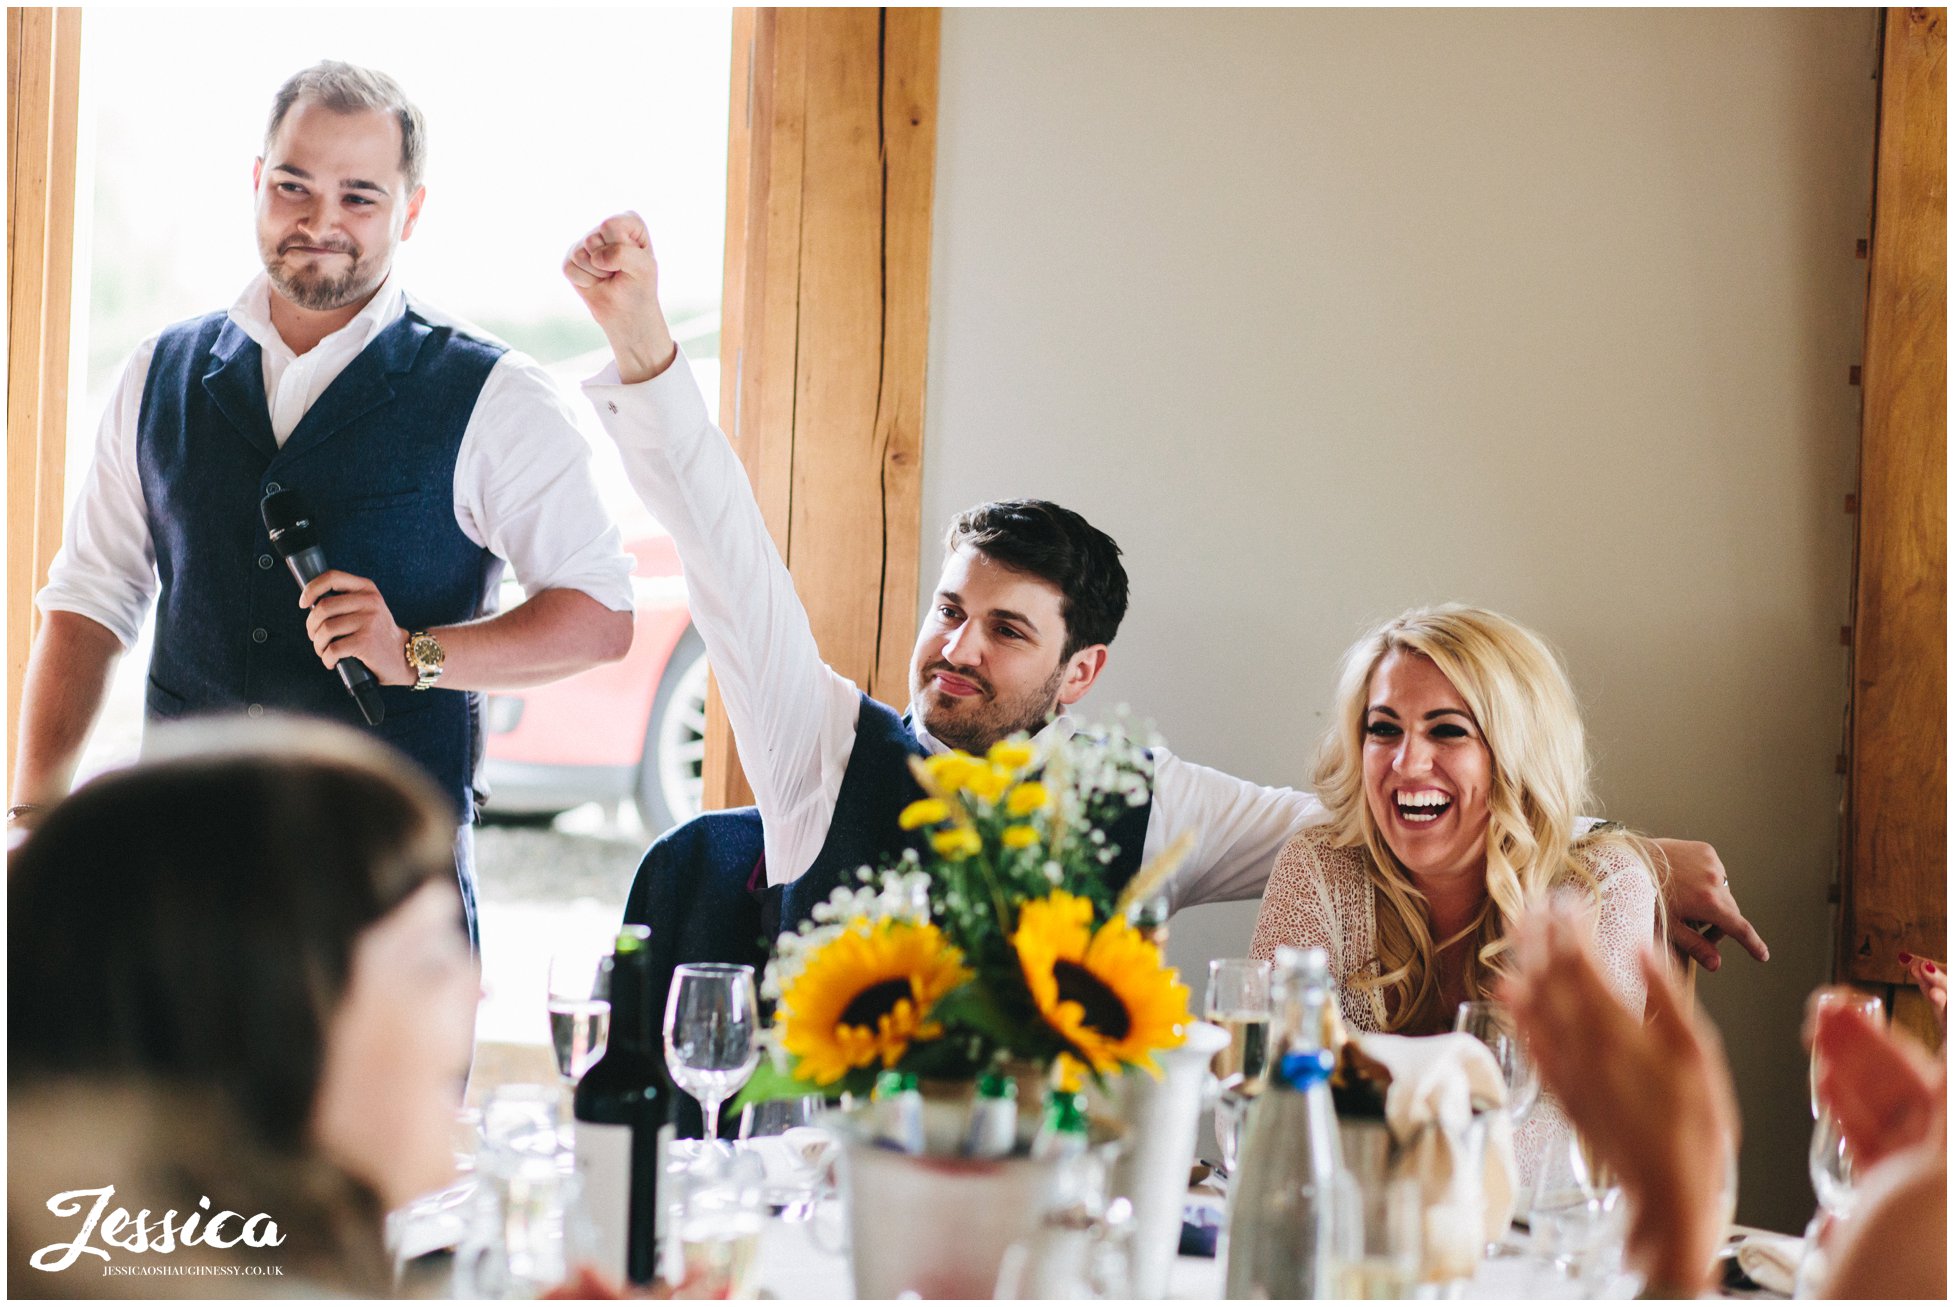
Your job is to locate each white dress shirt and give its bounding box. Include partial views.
[583,351,1327,911]
[38,271,636,649]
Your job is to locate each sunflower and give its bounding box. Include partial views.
[778,920,972,1085]
[1012,890,1190,1081]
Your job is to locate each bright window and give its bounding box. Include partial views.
[67,8,732,781]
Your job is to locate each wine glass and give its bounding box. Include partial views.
[546,951,612,1086]
[664,963,761,1145]
[1528,1126,1624,1296]
[1808,1108,1859,1218]
[1454,1000,1540,1124]
[1807,987,1883,1118]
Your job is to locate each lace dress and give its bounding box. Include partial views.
[1248,825,1657,1188]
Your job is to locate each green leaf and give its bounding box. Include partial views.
[729,1059,838,1110]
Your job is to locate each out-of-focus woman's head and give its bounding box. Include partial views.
[1313,604,1615,1030]
[9,718,476,1211]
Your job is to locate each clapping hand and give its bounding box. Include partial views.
[1499,907,1738,1296]
[1807,997,1944,1170]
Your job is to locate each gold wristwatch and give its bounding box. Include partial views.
[405,630,446,691]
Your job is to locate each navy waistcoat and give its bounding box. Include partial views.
[770,694,1154,933]
[136,308,505,820]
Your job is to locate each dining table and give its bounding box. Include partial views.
[398,1160,1794,1300]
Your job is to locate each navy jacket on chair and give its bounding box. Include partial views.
[621,806,770,1139]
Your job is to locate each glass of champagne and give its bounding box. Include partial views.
[1206,958,1272,1177]
[664,963,761,1145]
[1206,958,1274,1086]
[1807,987,1883,1118]
[1454,1000,1540,1124]
[547,950,612,1086]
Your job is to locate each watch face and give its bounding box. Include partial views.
[410,634,445,668]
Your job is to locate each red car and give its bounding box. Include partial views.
[481,526,707,829]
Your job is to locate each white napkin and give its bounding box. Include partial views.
[739,1126,839,1187]
[1734,1233,1803,1296]
[1353,1031,1519,1246]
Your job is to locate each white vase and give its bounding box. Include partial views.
[1094,1020,1230,1298]
[829,1100,1119,1299]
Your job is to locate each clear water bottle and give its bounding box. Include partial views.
[1223,946,1341,1299]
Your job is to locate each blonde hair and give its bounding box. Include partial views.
[1312,604,1657,1032]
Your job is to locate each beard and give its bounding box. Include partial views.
[914,657,1067,754]
[261,235,383,312]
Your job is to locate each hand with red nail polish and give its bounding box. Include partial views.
[1901,955,1947,1029]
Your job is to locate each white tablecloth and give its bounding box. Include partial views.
[751,1209,1644,1300]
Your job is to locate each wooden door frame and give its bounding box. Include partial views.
[1841,6,1946,1049]
[6,7,84,795]
[706,7,940,809]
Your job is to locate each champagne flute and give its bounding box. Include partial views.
[1806,987,1883,1118]
[1206,958,1272,1178]
[546,951,612,1086]
[1206,958,1274,1088]
[1454,1000,1540,1124]
[664,963,761,1145]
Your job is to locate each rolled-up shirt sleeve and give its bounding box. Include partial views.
[453,353,636,613]
[36,340,161,649]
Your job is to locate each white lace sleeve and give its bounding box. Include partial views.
[1250,832,1339,966]
[1582,839,1658,1015]
[1514,841,1659,1189]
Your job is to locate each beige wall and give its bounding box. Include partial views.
[922,8,1877,1232]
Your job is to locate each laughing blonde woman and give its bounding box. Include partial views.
[1249,604,1662,1180]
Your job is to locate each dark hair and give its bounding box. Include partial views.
[944,499,1129,657]
[8,719,458,1156]
[265,60,427,191]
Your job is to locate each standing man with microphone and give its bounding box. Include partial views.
[10,62,635,943]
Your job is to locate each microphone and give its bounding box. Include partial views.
[260,488,385,727]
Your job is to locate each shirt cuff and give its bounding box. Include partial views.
[581,347,713,450]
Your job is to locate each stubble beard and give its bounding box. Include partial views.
[263,237,382,313]
[915,658,1067,754]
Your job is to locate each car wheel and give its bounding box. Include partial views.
[635,628,709,834]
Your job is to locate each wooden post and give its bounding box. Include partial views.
[7,7,83,789]
[706,8,940,811]
[1843,7,1946,1051]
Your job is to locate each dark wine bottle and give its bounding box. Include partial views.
[573,925,670,1286]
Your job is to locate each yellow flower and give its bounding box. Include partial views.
[1004,781,1050,817]
[987,740,1036,771]
[1001,824,1040,850]
[898,798,950,830]
[963,764,1010,804]
[925,752,979,792]
[1012,890,1191,1079]
[779,920,971,1086]
[930,826,984,860]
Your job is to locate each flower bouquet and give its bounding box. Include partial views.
[741,727,1196,1106]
